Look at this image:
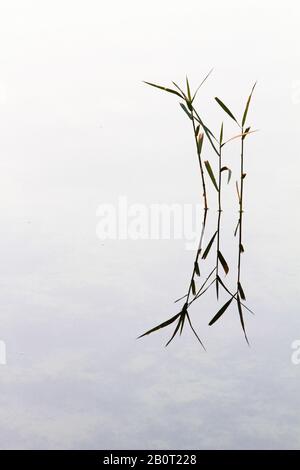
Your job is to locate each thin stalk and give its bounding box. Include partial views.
[191,111,208,210]
[215,139,222,298]
[237,127,244,290]
[186,208,208,303]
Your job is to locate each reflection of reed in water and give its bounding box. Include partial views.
[139,75,257,348]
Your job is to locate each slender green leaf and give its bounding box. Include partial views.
[195,124,200,136]
[202,231,217,259]
[238,282,246,300]
[138,312,181,338]
[165,316,182,347]
[186,76,192,102]
[194,261,200,276]
[192,68,213,102]
[218,250,229,274]
[234,219,240,237]
[216,276,219,299]
[180,102,192,119]
[143,81,183,98]
[172,81,186,99]
[237,294,249,345]
[217,275,254,315]
[179,311,186,335]
[186,312,205,349]
[209,296,234,326]
[242,82,257,127]
[242,126,251,140]
[215,97,238,124]
[191,279,196,296]
[221,166,232,184]
[220,122,224,145]
[174,293,188,303]
[204,160,219,191]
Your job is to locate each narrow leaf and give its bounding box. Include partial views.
[174,293,188,303]
[237,294,249,345]
[220,122,224,145]
[202,231,217,259]
[242,82,257,127]
[215,97,238,124]
[192,68,213,102]
[238,282,246,300]
[186,76,192,102]
[172,81,186,99]
[179,311,186,335]
[204,160,219,191]
[194,261,200,276]
[191,279,196,296]
[165,316,182,347]
[221,166,232,184]
[186,312,205,349]
[234,219,240,237]
[195,124,200,136]
[240,243,244,253]
[242,126,251,140]
[209,296,234,326]
[218,250,229,275]
[179,102,192,119]
[138,312,181,338]
[143,81,183,98]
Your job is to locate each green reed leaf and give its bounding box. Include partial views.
[218,250,229,274]
[165,316,183,347]
[204,160,219,191]
[209,296,234,326]
[215,97,238,124]
[192,68,213,102]
[143,81,183,98]
[186,76,192,102]
[242,126,251,140]
[237,294,249,345]
[234,219,240,237]
[220,122,224,145]
[191,279,196,296]
[238,282,246,300]
[202,231,217,259]
[138,312,181,338]
[172,81,187,99]
[194,261,200,276]
[186,312,205,349]
[242,82,257,127]
[180,102,192,119]
[221,166,232,184]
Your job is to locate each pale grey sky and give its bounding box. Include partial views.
[0,0,299,449]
